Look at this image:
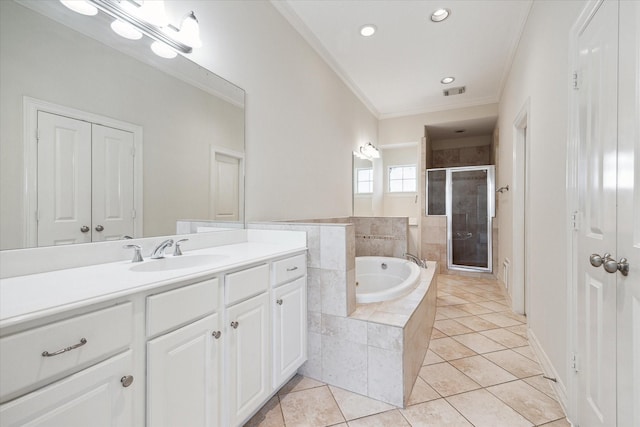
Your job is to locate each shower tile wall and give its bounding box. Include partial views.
[431,145,491,168]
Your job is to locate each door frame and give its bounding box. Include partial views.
[566,0,607,422]
[23,97,144,247]
[512,99,530,315]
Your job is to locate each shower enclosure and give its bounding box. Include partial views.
[427,165,495,272]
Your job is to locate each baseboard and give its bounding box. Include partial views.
[527,329,570,418]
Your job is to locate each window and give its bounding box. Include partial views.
[355,168,373,194]
[388,165,416,192]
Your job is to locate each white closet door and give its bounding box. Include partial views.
[575,1,619,426]
[37,111,92,246]
[616,1,640,424]
[91,124,135,241]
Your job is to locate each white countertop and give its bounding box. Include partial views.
[0,240,306,329]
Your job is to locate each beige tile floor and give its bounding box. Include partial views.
[245,274,570,427]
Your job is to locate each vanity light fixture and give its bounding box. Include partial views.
[62,0,202,59]
[360,24,377,37]
[430,8,451,22]
[354,142,380,160]
[60,0,98,16]
[440,76,455,84]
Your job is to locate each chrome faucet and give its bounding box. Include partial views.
[404,252,427,268]
[150,239,174,259]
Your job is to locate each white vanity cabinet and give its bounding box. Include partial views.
[0,303,136,426]
[146,278,221,427]
[272,255,307,387]
[0,236,308,427]
[225,264,271,426]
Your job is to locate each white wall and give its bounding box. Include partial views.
[496,0,585,399]
[180,1,378,222]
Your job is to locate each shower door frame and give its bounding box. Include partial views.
[445,165,495,273]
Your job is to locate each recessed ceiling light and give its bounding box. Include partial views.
[431,8,451,22]
[360,25,377,37]
[441,76,455,84]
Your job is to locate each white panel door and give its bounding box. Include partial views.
[616,0,639,424]
[273,277,307,388]
[227,293,269,427]
[37,111,92,246]
[147,314,221,427]
[91,124,135,241]
[0,351,134,427]
[211,152,240,221]
[575,1,618,426]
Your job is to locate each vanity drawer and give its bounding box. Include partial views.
[225,264,269,306]
[0,302,133,403]
[272,254,306,287]
[147,278,219,337]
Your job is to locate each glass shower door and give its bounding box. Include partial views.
[447,166,494,272]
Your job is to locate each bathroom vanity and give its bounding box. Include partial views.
[0,229,307,426]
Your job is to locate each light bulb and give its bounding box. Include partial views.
[60,0,98,16]
[111,20,143,40]
[151,41,177,59]
[179,12,202,48]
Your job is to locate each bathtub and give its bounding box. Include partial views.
[355,256,422,303]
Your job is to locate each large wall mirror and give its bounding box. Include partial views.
[0,0,245,250]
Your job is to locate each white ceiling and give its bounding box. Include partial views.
[274,0,532,120]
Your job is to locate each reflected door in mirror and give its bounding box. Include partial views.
[37,111,134,246]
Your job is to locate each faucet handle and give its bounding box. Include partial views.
[123,244,144,263]
[174,239,189,256]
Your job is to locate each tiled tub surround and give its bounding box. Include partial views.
[250,220,436,407]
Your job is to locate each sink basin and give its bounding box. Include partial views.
[129,254,227,272]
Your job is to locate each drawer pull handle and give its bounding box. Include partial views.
[212,331,222,339]
[276,299,283,305]
[121,375,134,387]
[286,266,299,272]
[230,321,239,329]
[42,338,87,357]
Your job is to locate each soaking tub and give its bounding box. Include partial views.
[355,256,422,303]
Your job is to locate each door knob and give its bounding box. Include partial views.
[80,225,90,233]
[589,253,611,268]
[95,224,104,232]
[603,257,619,273]
[614,258,629,276]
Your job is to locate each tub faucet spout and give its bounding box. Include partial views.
[403,253,426,268]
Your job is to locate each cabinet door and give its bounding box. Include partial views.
[147,313,221,427]
[0,350,134,427]
[227,293,270,426]
[273,277,307,388]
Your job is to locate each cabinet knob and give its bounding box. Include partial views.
[230,321,239,329]
[212,330,222,339]
[80,225,90,233]
[121,375,134,388]
[95,224,104,232]
[276,299,283,305]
